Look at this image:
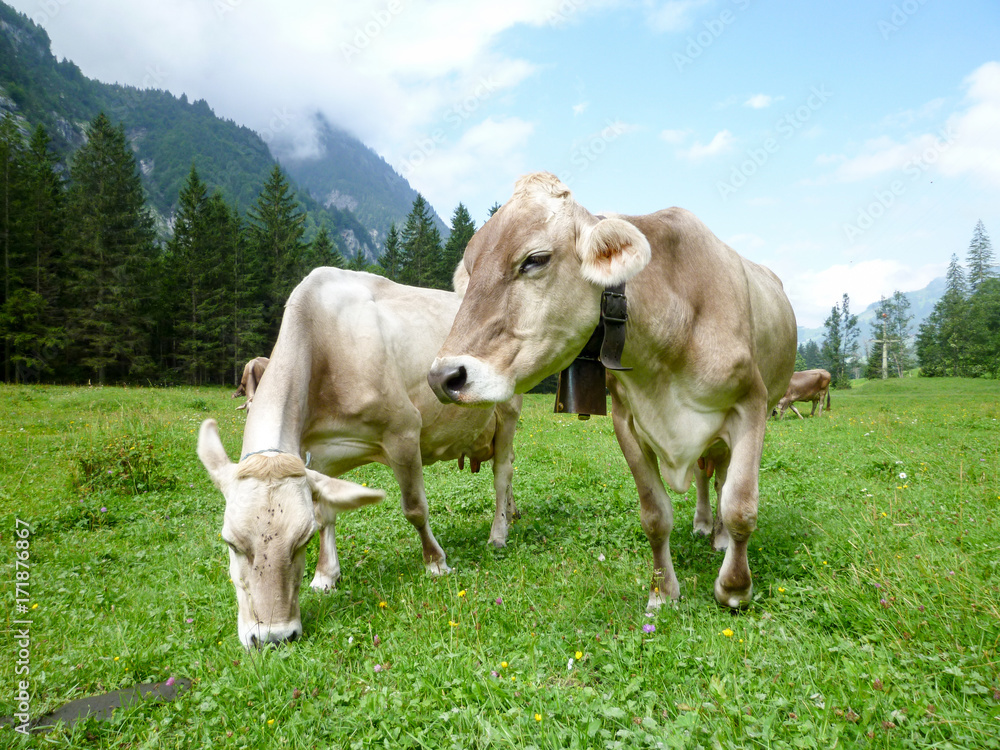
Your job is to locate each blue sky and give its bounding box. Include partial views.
[11,0,1000,327]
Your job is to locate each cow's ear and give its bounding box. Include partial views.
[452,261,470,297]
[578,217,651,286]
[307,469,385,522]
[197,419,233,489]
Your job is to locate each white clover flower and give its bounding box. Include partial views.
[899,472,907,479]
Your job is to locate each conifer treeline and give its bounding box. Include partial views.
[0,112,478,385]
[916,221,1000,377]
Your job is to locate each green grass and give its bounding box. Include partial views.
[1,378,998,748]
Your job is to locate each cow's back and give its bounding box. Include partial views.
[279,268,501,469]
[623,209,795,408]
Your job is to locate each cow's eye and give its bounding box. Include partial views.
[519,253,551,275]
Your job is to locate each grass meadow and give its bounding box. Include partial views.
[1,377,998,749]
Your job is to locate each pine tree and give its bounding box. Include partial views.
[439,203,475,289]
[310,225,345,269]
[917,254,970,376]
[63,113,157,384]
[166,165,233,384]
[964,277,1000,377]
[10,125,65,380]
[822,293,859,387]
[0,114,24,381]
[377,223,404,281]
[399,194,443,289]
[246,164,307,342]
[965,220,995,294]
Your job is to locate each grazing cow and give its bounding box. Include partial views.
[232,356,269,410]
[428,172,796,610]
[775,369,831,419]
[198,268,522,648]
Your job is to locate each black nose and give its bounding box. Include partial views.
[427,364,467,403]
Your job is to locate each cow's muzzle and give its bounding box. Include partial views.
[427,363,467,404]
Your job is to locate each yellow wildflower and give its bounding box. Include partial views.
[722,628,734,638]
[575,651,583,660]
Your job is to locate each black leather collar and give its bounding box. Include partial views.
[599,283,630,371]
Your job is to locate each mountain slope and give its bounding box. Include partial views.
[278,115,449,243]
[796,275,947,346]
[0,2,388,259]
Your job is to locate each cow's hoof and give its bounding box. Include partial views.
[692,518,713,537]
[426,560,451,576]
[714,579,752,610]
[487,535,508,549]
[310,572,339,591]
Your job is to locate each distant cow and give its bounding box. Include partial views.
[428,172,796,611]
[775,369,831,419]
[199,268,521,648]
[232,356,269,410]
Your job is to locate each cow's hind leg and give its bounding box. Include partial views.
[610,394,679,609]
[310,522,340,590]
[488,397,520,548]
[386,433,450,575]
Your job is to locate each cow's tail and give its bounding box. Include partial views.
[826,390,831,411]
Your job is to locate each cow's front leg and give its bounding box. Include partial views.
[611,400,679,608]
[387,435,450,575]
[714,393,767,608]
[488,398,520,548]
[310,521,340,590]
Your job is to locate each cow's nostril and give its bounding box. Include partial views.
[445,365,468,393]
[428,364,468,402]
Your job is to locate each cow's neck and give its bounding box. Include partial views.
[240,352,311,460]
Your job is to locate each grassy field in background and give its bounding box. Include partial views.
[1,377,998,749]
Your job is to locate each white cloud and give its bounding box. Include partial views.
[573,102,589,116]
[744,94,782,109]
[644,0,712,33]
[678,130,736,160]
[824,61,1000,187]
[937,61,1000,187]
[403,116,535,217]
[786,259,946,328]
[659,128,691,144]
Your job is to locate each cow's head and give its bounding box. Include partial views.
[197,419,384,649]
[429,172,651,404]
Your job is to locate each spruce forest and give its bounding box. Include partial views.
[0,111,475,385]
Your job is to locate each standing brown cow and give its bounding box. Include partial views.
[775,369,831,419]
